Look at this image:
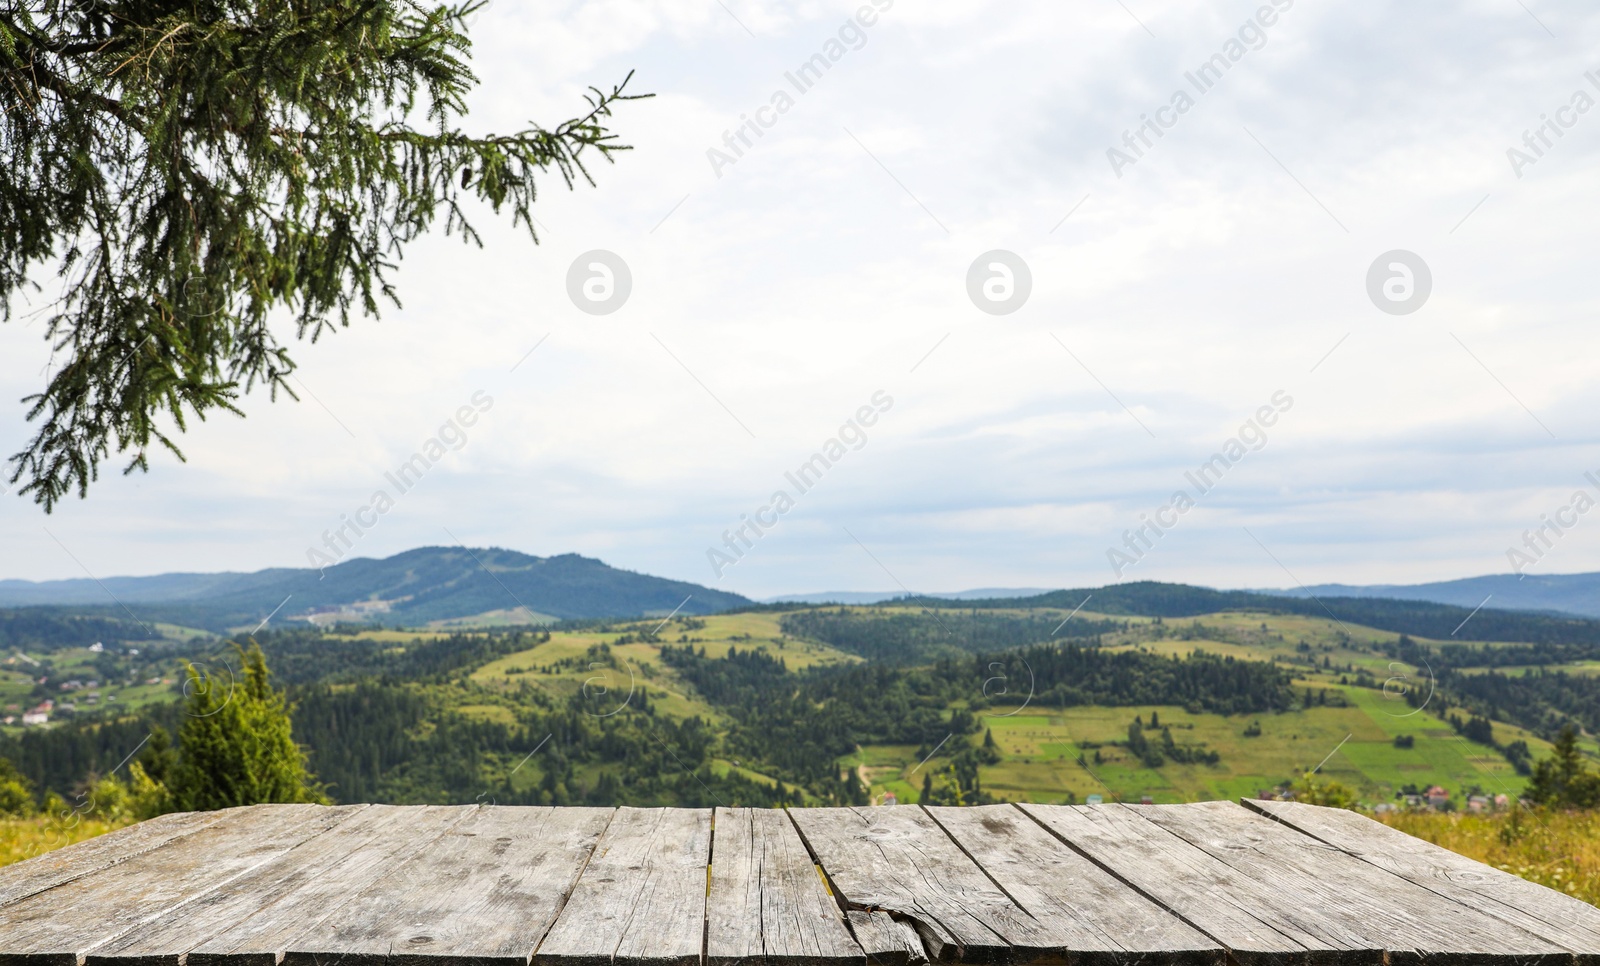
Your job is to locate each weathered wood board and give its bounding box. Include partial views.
[283,805,612,966]
[1135,801,1570,966]
[0,809,224,910]
[706,808,863,966]
[1019,802,1378,966]
[844,911,928,966]
[534,806,711,966]
[87,803,451,966]
[790,805,1063,963]
[1246,799,1600,964]
[0,801,1587,966]
[0,804,357,966]
[180,802,473,965]
[928,805,1224,966]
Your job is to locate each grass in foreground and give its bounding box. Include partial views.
[0,815,136,866]
[1379,807,1600,905]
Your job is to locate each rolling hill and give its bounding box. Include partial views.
[1262,572,1600,619]
[766,572,1600,619]
[912,581,1600,648]
[0,547,751,630]
[9,600,1589,810]
[763,588,1052,604]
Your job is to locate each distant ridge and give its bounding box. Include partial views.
[763,588,1053,605]
[764,573,1600,620]
[1259,571,1600,619]
[902,580,1600,648]
[0,547,751,630]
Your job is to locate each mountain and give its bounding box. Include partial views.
[911,580,1600,647]
[767,573,1600,621]
[763,588,1053,605]
[1260,572,1600,619]
[0,547,751,630]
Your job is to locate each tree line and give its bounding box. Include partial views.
[777,608,1126,664]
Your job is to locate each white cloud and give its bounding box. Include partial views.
[6,0,1600,600]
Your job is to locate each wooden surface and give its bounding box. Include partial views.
[790,804,1059,962]
[927,805,1222,966]
[706,808,861,966]
[0,801,1590,966]
[1245,799,1600,966]
[535,806,711,966]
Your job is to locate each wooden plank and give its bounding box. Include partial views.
[706,808,862,966]
[1137,801,1571,966]
[843,912,926,966]
[279,806,614,966]
[788,805,1062,964]
[0,809,222,908]
[535,806,710,966]
[1246,800,1600,963]
[929,805,1223,966]
[0,804,359,966]
[1019,802,1367,966]
[85,804,472,966]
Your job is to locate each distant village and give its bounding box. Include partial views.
[2,642,170,729]
[1261,785,1513,815]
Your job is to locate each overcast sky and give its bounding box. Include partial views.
[4,0,1600,599]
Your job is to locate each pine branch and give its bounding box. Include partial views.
[1,0,651,510]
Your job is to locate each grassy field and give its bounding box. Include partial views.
[423,608,559,629]
[1457,660,1600,677]
[445,605,1576,808]
[0,814,136,866]
[838,605,1563,806]
[853,687,1551,806]
[465,612,860,724]
[1380,808,1600,905]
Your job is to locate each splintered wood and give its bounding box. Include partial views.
[0,801,1588,966]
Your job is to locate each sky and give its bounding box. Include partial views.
[4,0,1600,600]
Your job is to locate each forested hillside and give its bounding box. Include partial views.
[0,609,164,650]
[777,609,1126,663]
[2,594,1596,811]
[0,547,752,630]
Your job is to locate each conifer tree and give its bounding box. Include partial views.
[0,757,34,816]
[1527,724,1600,808]
[170,642,326,810]
[137,725,178,786]
[1,1,647,508]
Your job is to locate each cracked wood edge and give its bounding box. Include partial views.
[708,807,863,966]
